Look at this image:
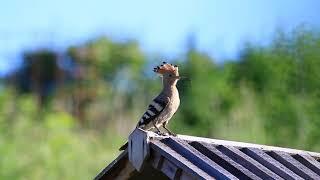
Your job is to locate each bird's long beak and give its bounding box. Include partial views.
[176,76,189,80]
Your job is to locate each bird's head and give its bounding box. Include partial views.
[153,61,181,86]
[153,62,180,79]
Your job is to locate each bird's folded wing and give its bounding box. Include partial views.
[137,97,170,127]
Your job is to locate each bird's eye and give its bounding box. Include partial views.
[169,74,172,77]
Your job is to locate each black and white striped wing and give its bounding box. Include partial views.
[137,98,169,128]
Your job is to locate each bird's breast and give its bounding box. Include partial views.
[170,93,180,112]
[158,90,180,124]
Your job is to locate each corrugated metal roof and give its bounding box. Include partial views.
[95,129,320,180]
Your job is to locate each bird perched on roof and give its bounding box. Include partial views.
[119,62,181,150]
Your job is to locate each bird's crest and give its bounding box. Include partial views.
[153,62,179,75]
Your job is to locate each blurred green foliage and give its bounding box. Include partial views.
[0,90,123,179]
[1,27,320,179]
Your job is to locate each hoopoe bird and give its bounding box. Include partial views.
[119,62,181,150]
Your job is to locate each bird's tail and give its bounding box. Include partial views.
[119,142,128,151]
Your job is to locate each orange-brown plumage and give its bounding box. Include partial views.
[153,62,179,76]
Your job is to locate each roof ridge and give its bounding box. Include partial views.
[177,134,320,158]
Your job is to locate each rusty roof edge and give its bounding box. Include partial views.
[176,134,320,158]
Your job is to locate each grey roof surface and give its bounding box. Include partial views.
[95,129,320,180]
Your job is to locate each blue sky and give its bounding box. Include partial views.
[0,0,320,75]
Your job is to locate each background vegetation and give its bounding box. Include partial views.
[1,27,320,179]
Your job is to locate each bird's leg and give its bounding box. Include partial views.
[152,121,165,136]
[163,122,176,136]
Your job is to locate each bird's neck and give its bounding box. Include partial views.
[162,81,178,96]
